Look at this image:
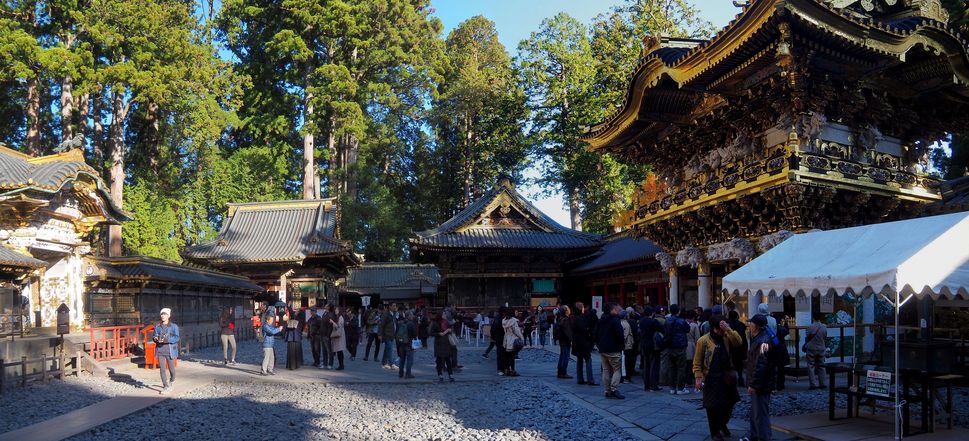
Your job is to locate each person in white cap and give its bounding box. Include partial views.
[154,308,180,394]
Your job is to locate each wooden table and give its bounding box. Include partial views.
[824,362,931,437]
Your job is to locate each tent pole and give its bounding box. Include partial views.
[894,288,901,441]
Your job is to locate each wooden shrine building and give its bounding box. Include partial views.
[1,144,128,333]
[182,199,359,307]
[341,263,440,308]
[83,256,262,329]
[410,177,602,308]
[564,233,666,308]
[582,0,969,320]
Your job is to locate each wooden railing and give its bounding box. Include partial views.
[87,325,142,361]
[0,352,81,393]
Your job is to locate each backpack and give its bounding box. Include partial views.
[652,328,666,350]
[395,322,411,344]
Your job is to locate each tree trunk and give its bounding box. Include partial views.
[78,93,89,159]
[569,186,583,231]
[107,87,129,257]
[145,101,161,177]
[302,64,316,200]
[346,132,359,200]
[463,114,472,207]
[92,90,105,173]
[25,76,41,155]
[60,75,74,141]
[326,114,337,198]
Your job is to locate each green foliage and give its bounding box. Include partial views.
[121,181,181,261]
[432,15,528,209]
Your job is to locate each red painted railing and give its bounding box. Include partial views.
[87,325,141,361]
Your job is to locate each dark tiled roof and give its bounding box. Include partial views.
[345,263,440,289]
[88,256,263,292]
[182,199,352,264]
[0,247,46,269]
[0,145,127,222]
[926,176,969,215]
[412,179,602,250]
[570,236,662,274]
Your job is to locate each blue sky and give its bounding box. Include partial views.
[429,0,741,228]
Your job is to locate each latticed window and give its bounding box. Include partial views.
[115,296,135,312]
[91,295,112,313]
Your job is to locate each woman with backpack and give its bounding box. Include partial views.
[395,311,418,379]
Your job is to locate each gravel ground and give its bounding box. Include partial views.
[0,373,143,433]
[727,386,969,430]
[69,378,636,441]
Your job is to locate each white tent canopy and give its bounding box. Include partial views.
[722,211,969,441]
[722,211,969,299]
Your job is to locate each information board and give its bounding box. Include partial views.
[866,370,892,397]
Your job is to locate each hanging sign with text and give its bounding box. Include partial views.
[866,370,892,397]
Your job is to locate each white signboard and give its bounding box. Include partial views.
[361,296,371,307]
[820,293,834,313]
[866,370,892,397]
[591,296,603,316]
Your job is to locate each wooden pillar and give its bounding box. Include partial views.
[619,282,626,307]
[668,268,679,306]
[698,263,711,309]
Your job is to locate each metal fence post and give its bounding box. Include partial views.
[21,356,27,388]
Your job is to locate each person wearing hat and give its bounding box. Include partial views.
[741,314,775,441]
[153,308,180,394]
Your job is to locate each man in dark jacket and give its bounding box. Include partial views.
[319,306,333,369]
[638,306,664,391]
[571,302,597,386]
[306,307,322,367]
[555,305,573,379]
[596,303,626,399]
[664,304,691,395]
[379,303,399,368]
[743,314,774,441]
[727,310,748,385]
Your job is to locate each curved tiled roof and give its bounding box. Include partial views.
[89,256,263,292]
[0,145,128,222]
[582,0,969,149]
[345,263,440,289]
[182,199,352,264]
[412,180,602,250]
[570,236,662,274]
[0,246,46,269]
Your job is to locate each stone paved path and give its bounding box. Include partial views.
[1,340,802,441]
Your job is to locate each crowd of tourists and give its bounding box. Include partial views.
[150,300,829,441]
[241,302,469,382]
